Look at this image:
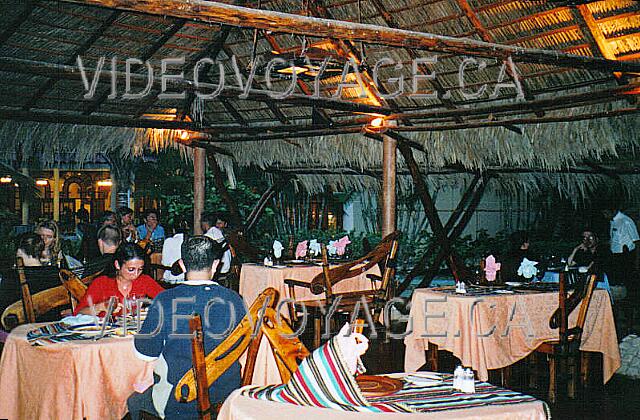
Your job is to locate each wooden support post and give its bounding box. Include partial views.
[193,147,206,235]
[382,133,397,236]
[52,168,60,222]
[20,168,29,224]
[207,152,242,227]
[244,176,292,235]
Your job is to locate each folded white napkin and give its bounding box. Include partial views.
[273,240,283,259]
[517,258,538,279]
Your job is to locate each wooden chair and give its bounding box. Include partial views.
[530,272,597,403]
[140,287,309,420]
[1,285,72,330]
[16,257,35,324]
[59,269,103,312]
[284,231,400,348]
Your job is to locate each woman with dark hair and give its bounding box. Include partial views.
[117,206,138,243]
[73,242,164,315]
[0,234,65,323]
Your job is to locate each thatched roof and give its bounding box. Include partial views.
[0,0,638,195]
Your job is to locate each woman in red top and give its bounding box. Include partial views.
[74,242,164,315]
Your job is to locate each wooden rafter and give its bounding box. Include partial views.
[23,10,122,111]
[220,98,248,126]
[576,5,620,62]
[84,18,188,115]
[262,32,333,124]
[0,56,389,116]
[135,24,235,119]
[60,0,640,73]
[453,0,536,107]
[221,45,290,125]
[0,1,35,47]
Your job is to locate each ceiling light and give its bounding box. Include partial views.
[0,176,12,183]
[97,179,113,187]
[36,179,48,186]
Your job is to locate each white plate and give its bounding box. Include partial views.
[505,282,523,287]
[403,373,444,386]
[495,290,514,294]
[287,259,305,263]
[70,325,118,335]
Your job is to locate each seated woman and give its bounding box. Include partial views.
[74,242,164,315]
[36,219,66,268]
[0,233,65,323]
[567,230,606,273]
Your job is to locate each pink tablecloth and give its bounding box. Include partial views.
[404,289,620,382]
[219,385,548,420]
[0,324,155,420]
[239,263,381,306]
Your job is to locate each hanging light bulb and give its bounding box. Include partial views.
[363,116,387,134]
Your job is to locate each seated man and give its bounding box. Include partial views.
[202,212,231,275]
[128,236,246,420]
[81,224,122,278]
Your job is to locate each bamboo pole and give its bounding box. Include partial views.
[193,147,206,234]
[62,0,640,73]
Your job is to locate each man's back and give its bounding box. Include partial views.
[134,282,246,419]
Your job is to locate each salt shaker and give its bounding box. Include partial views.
[453,365,464,390]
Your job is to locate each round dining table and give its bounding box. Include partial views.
[0,323,155,420]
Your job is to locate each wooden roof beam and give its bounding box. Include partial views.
[453,0,537,121]
[262,32,333,124]
[219,98,248,126]
[574,5,626,81]
[60,0,640,73]
[221,45,290,124]
[22,10,122,111]
[0,56,390,115]
[84,18,188,115]
[200,81,639,137]
[0,1,36,47]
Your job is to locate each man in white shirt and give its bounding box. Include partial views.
[604,206,640,332]
[201,212,231,274]
[161,220,190,283]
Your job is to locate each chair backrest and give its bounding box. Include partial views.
[309,231,400,296]
[1,285,72,330]
[550,272,597,346]
[189,314,212,420]
[175,287,308,405]
[59,269,97,311]
[16,257,35,324]
[378,238,400,301]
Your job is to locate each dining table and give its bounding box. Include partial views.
[404,287,620,382]
[239,261,381,308]
[0,323,155,420]
[219,372,549,419]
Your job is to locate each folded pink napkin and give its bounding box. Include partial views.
[295,240,308,259]
[335,235,351,256]
[484,255,501,281]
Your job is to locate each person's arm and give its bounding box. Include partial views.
[73,277,123,315]
[567,244,582,266]
[134,299,165,361]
